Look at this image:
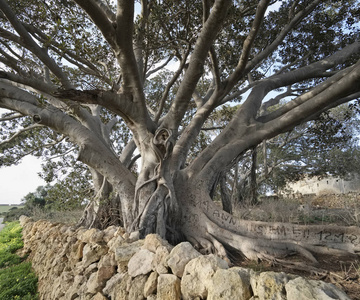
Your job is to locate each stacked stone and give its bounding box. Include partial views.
[19,216,350,300]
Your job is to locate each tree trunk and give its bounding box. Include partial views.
[220,173,232,214]
[248,147,258,206]
[178,177,360,262]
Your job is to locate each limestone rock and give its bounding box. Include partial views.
[98,253,117,282]
[285,277,351,300]
[143,233,173,253]
[111,273,147,300]
[103,273,125,296]
[167,242,201,277]
[64,275,86,300]
[153,245,170,274]
[129,275,148,300]
[113,239,144,272]
[157,274,181,300]
[144,271,158,297]
[87,272,102,294]
[103,225,118,243]
[82,243,108,267]
[181,254,229,300]
[107,235,125,251]
[19,215,30,226]
[79,228,104,244]
[111,273,132,300]
[207,267,252,300]
[92,292,107,300]
[251,271,293,300]
[128,249,155,277]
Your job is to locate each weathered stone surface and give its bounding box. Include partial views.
[82,243,108,267]
[19,215,30,226]
[285,277,351,300]
[97,253,116,282]
[113,239,144,269]
[103,272,125,296]
[143,233,173,253]
[92,292,107,300]
[111,273,132,300]
[78,228,104,244]
[207,267,252,300]
[250,271,293,300]
[107,235,125,251]
[103,226,118,243]
[144,271,158,297]
[129,275,148,300]
[157,274,181,300]
[20,219,353,300]
[153,245,170,274]
[87,272,102,294]
[64,275,86,300]
[167,242,201,278]
[128,249,155,277]
[181,254,229,300]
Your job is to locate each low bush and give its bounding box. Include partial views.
[0,222,38,300]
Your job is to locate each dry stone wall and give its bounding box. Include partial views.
[19,216,351,300]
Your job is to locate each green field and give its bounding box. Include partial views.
[0,205,24,215]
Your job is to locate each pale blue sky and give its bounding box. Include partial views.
[0,156,45,205]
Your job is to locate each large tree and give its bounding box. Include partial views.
[1,0,360,264]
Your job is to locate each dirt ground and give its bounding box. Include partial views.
[234,193,360,299]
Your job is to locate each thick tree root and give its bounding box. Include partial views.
[179,186,360,266]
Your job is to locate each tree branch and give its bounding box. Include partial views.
[154,47,191,123]
[223,0,271,94]
[0,124,43,147]
[162,0,232,132]
[222,0,321,97]
[0,112,22,121]
[0,0,72,88]
[73,0,116,49]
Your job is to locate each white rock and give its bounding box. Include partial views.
[207,267,252,300]
[128,248,155,277]
[157,274,181,300]
[144,271,158,297]
[181,254,228,300]
[285,277,351,300]
[250,271,292,300]
[167,242,201,278]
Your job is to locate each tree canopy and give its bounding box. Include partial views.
[1,0,360,264]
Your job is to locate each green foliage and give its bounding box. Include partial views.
[0,262,38,300]
[260,103,360,192]
[0,222,38,299]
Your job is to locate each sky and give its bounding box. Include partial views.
[0,156,45,205]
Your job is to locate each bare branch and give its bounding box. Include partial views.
[224,0,271,94]
[162,0,232,132]
[145,56,173,79]
[0,71,57,94]
[154,47,191,123]
[0,112,23,121]
[0,124,44,147]
[223,0,322,97]
[0,0,72,88]
[243,0,321,76]
[73,0,116,49]
[258,60,360,123]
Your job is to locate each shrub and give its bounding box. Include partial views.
[0,222,38,299]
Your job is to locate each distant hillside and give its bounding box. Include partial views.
[0,205,24,215]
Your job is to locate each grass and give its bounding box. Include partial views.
[0,206,24,217]
[234,193,360,226]
[0,222,38,300]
